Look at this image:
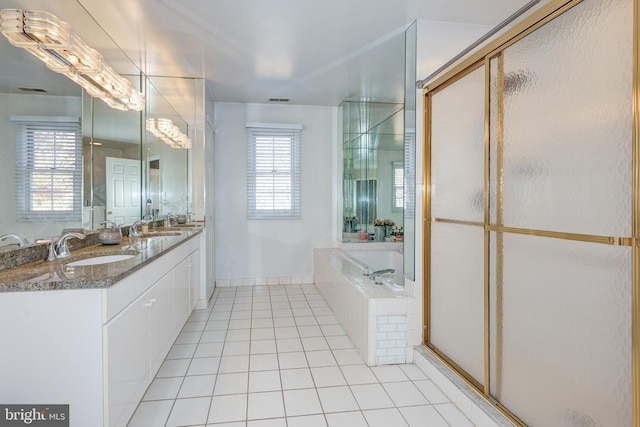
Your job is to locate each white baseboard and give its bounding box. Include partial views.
[215,276,315,287]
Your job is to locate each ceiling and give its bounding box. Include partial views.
[75,0,534,105]
[0,0,536,106]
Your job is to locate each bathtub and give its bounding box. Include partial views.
[340,248,404,287]
[313,243,420,366]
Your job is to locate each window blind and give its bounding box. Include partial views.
[13,118,82,221]
[392,161,404,212]
[404,132,416,218]
[246,124,301,219]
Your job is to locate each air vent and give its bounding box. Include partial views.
[269,98,289,103]
[18,87,47,93]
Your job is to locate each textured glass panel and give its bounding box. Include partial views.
[500,0,632,236]
[489,233,631,426]
[431,66,485,222]
[430,222,484,384]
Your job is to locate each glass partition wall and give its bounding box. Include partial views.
[340,22,417,281]
[423,0,636,425]
[403,21,417,281]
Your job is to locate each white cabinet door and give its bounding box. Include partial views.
[190,249,201,310]
[104,294,150,427]
[174,256,191,334]
[148,270,175,377]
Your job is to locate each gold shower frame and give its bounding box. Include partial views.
[421,0,640,425]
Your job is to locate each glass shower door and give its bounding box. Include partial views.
[429,64,486,386]
[424,0,635,424]
[488,0,633,424]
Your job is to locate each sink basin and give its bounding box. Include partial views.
[66,254,136,266]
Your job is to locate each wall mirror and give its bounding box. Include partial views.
[144,77,190,220]
[0,22,83,244]
[83,75,143,228]
[0,0,194,253]
[342,101,405,237]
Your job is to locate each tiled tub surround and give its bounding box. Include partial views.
[0,229,206,427]
[313,246,421,366]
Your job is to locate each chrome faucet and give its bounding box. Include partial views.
[38,231,86,262]
[130,219,149,237]
[0,233,31,247]
[369,268,395,276]
[367,268,395,285]
[166,212,178,227]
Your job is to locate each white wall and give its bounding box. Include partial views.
[416,20,492,80]
[213,102,336,284]
[209,21,492,286]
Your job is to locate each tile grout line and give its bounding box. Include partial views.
[133,284,474,426]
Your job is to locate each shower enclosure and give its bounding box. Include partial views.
[422,0,637,425]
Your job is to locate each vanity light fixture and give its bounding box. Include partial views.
[146,117,192,149]
[0,9,145,111]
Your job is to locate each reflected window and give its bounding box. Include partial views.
[246,123,301,219]
[13,117,82,221]
[392,161,404,212]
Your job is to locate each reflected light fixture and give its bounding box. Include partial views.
[146,118,191,149]
[0,9,144,111]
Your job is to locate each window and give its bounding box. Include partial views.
[392,161,404,212]
[13,116,82,221]
[246,123,301,219]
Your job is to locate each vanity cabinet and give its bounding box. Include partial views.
[105,266,180,427]
[103,238,199,427]
[174,257,191,336]
[104,290,151,427]
[148,270,176,376]
[0,231,206,427]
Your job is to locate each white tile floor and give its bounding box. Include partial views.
[127,284,475,427]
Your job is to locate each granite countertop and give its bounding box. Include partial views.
[0,228,203,293]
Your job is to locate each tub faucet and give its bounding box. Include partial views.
[370,268,395,276]
[0,233,31,247]
[368,268,395,285]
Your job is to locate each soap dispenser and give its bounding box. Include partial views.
[98,221,123,245]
